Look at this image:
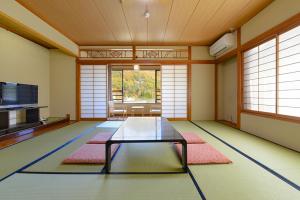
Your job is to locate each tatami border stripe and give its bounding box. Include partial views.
[187,167,206,200]
[0,124,99,182]
[18,171,102,175]
[189,121,300,191]
[18,171,186,175]
[107,171,186,175]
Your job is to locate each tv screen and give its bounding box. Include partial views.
[17,84,38,104]
[0,82,38,106]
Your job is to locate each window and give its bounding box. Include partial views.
[111,70,123,103]
[243,24,300,119]
[156,70,161,103]
[111,68,161,103]
[123,70,156,103]
[80,65,107,119]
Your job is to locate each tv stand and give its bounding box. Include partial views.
[0,106,47,137]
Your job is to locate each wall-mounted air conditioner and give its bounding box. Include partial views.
[209,33,235,56]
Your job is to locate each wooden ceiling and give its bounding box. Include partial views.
[16,0,272,46]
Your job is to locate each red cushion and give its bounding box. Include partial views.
[87,132,114,144]
[176,143,232,164]
[180,132,206,144]
[63,144,119,164]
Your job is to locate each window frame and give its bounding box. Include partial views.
[111,68,161,104]
[111,69,124,103]
[241,23,300,123]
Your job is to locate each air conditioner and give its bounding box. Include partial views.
[209,33,235,56]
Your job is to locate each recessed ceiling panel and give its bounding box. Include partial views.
[16,0,272,45]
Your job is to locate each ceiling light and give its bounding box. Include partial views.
[144,11,150,18]
[134,64,140,71]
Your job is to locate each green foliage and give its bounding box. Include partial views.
[112,70,160,103]
[112,71,122,90]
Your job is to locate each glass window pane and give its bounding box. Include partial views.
[123,70,156,103]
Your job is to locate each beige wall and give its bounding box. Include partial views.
[191,46,215,60]
[241,113,300,152]
[240,0,300,151]
[0,0,78,56]
[217,57,237,123]
[49,50,76,120]
[241,0,300,44]
[191,64,215,120]
[0,27,50,117]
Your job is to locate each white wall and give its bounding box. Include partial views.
[0,27,50,118]
[190,46,215,120]
[241,0,300,44]
[49,50,76,120]
[191,46,215,60]
[217,57,237,123]
[241,113,300,152]
[191,64,215,120]
[240,0,300,151]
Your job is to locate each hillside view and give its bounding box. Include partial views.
[112,70,160,103]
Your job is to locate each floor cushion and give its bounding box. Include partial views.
[63,144,120,164]
[176,143,232,164]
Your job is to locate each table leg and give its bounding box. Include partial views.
[105,142,112,173]
[181,141,188,172]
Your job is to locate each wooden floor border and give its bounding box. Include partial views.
[0,116,75,150]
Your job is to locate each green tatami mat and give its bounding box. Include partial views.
[0,173,200,200]
[192,121,300,184]
[23,127,117,173]
[171,121,300,200]
[0,121,100,179]
[111,143,183,173]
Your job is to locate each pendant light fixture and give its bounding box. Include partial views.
[134,64,140,71]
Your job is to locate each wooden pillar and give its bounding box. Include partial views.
[215,63,218,121]
[76,60,80,121]
[236,28,242,129]
[133,45,136,60]
[187,46,192,120]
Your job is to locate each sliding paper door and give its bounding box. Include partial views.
[161,65,187,119]
[80,65,107,119]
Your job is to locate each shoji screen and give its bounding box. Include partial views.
[80,65,107,119]
[161,65,187,119]
[278,25,300,117]
[243,39,276,113]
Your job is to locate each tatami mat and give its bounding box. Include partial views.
[0,173,200,200]
[1,120,299,200]
[23,127,117,173]
[0,121,100,178]
[110,143,183,173]
[192,121,300,184]
[22,127,183,173]
[171,121,300,200]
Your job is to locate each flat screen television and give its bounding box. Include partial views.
[0,82,38,106]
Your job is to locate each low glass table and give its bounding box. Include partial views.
[105,117,187,173]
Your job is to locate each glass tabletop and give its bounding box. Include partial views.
[110,117,185,142]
